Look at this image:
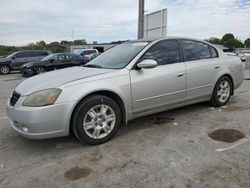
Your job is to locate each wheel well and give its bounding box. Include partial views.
[0,64,12,73]
[70,90,127,132]
[220,74,234,95]
[0,64,11,68]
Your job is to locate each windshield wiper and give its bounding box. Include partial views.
[84,64,103,68]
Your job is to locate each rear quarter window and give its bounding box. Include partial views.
[209,46,219,58]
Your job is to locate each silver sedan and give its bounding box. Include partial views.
[7,37,244,145]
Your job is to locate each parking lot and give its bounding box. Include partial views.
[0,70,250,188]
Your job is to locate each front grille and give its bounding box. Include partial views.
[10,91,21,106]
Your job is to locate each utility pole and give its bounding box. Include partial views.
[72,30,75,46]
[138,0,145,39]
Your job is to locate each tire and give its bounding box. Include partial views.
[20,69,32,77]
[71,95,121,145]
[210,76,233,107]
[34,67,46,75]
[0,65,11,74]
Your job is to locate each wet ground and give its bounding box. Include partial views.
[0,70,250,188]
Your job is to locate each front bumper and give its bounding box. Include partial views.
[6,98,75,139]
[20,68,34,77]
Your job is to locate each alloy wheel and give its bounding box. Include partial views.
[217,80,230,103]
[35,67,45,74]
[0,66,10,74]
[83,104,116,139]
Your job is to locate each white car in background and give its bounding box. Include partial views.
[75,49,98,58]
[226,52,246,68]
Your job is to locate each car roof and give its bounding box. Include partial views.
[52,53,77,55]
[17,50,51,52]
[128,36,210,43]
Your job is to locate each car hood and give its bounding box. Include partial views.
[22,60,43,68]
[0,57,10,63]
[15,66,113,95]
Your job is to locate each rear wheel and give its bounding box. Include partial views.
[210,76,232,107]
[0,65,11,74]
[71,95,121,145]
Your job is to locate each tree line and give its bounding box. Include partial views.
[0,39,87,56]
[206,33,250,51]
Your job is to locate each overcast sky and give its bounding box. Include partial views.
[0,0,250,46]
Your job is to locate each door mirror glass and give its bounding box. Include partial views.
[137,59,158,69]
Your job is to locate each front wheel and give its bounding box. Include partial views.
[34,67,46,75]
[210,76,233,107]
[0,65,11,74]
[71,95,121,145]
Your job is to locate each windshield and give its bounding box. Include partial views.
[41,54,55,61]
[86,42,149,69]
[6,52,18,58]
[75,50,82,55]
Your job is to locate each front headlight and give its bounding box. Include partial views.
[23,88,62,107]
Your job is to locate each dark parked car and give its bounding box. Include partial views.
[20,53,85,77]
[0,50,52,74]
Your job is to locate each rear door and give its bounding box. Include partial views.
[55,54,68,69]
[181,40,220,101]
[130,40,187,114]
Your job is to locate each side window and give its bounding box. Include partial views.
[85,50,96,55]
[142,40,181,65]
[209,46,219,58]
[181,40,211,61]
[85,51,91,55]
[57,54,65,61]
[15,52,30,58]
[65,55,73,60]
[41,52,49,56]
[31,51,48,57]
[15,52,23,58]
[29,51,38,57]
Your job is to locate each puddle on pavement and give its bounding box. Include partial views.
[154,116,175,125]
[64,166,92,180]
[208,129,245,143]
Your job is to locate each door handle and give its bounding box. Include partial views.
[214,66,220,69]
[177,73,185,77]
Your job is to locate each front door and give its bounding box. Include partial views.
[130,40,187,114]
[12,52,30,69]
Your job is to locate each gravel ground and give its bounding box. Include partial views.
[0,70,250,188]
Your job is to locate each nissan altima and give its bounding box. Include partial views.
[6,37,244,145]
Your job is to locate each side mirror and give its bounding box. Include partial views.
[11,56,15,60]
[137,59,158,69]
[50,58,55,63]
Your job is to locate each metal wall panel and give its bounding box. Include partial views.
[144,9,167,39]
